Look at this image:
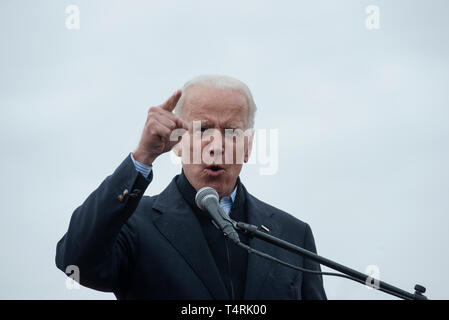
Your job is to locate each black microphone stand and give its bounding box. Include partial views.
[231,220,428,300]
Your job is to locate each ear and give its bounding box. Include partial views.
[244,129,255,163]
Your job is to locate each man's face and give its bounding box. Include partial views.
[175,85,254,199]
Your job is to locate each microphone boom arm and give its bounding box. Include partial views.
[231,220,428,300]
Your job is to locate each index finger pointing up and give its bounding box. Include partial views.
[160,89,182,112]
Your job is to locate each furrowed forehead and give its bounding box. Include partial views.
[194,120,243,129]
[182,86,249,126]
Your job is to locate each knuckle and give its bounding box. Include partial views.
[148,127,156,135]
[147,123,159,135]
[146,117,156,127]
[148,106,157,113]
[160,109,173,119]
[167,120,176,129]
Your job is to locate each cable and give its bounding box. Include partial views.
[234,241,413,300]
[218,210,416,299]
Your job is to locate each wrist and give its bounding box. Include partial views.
[132,149,156,166]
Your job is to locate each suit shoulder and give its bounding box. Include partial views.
[248,193,311,231]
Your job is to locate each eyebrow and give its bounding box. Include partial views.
[192,120,242,132]
[198,121,241,129]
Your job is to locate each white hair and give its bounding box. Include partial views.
[174,74,257,128]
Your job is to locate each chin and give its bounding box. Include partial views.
[203,180,223,191]
[186,167,233,195]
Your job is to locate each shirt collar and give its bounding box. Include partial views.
[220,186,237,205]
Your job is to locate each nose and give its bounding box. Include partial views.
[206,131,224,161]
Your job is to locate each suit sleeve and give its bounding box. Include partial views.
[55,154,152,292]
[301,223,327,300]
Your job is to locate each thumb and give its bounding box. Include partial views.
[176,118,189,130]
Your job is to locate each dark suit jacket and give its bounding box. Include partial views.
[55,155,326,300]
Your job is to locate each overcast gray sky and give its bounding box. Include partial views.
[1,0,448,299]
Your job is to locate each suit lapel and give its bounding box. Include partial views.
[152,178,229,300]
[242,189,283,300]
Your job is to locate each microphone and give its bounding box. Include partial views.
[195,187,240,244]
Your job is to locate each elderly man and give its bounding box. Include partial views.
[55,75,326,300]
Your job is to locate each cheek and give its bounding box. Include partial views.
[228,164,242,176]
[224,139,246,164]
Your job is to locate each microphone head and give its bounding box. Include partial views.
[195,187,219,210]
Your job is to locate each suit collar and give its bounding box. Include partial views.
[152,175,229,299]
[240,184,283,299]
[152,175,283,300]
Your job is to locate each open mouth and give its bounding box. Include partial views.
[205,164,225,176]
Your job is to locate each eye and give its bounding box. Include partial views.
[193,126,207,133]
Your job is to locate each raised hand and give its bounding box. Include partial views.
[133,90,188,165]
